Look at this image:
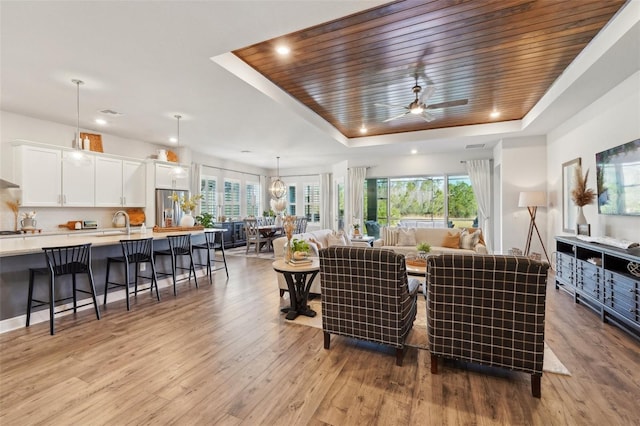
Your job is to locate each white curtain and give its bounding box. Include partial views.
[319,173,332,229]
[465,159,492,252]
[348,167,367,230]
[191,162,202,215]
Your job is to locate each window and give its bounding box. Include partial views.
[447,175,478,228]
[365,175,475,228]
[287,184,296,216]
[246,181,260,217]
[303,183,320,223]
[200,177,217,215]
[224,179,240,218]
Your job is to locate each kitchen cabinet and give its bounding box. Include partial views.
[13,144,62,207]
[155,163,190,190]
[95,157,145,207]
[61,151,95,206]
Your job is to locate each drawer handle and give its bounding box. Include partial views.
[630,309,637,313]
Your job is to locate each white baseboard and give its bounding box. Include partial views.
[0,273,197,334]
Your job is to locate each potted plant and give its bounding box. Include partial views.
[353,223,360,236]
[416,242,431,259]
[195,212,215,228]
[290,238,311,261]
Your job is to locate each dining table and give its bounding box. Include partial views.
[257,225,283,252]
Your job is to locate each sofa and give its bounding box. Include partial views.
[373,226,488,256]
[426,254,549,397]
[272,229,370,296]
[319,246,420,366]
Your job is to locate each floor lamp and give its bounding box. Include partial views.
[518,191,550,263]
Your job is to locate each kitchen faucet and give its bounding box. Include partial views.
[113,210,130,235]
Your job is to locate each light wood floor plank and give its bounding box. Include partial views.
[1,255,639,425]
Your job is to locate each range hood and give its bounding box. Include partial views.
[0,178,20,189]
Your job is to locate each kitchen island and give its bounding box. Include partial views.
[0,228,210,331]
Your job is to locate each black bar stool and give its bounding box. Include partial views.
[104,237,160,310]
[154,234,198,296]
[26,243,101,335]
[193,230,229,282]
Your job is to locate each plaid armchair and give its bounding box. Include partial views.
[426,254,549,397]
[319,246,419,366]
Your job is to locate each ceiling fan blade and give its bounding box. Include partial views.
[420,111,435,122]
[426,99,468,109]
[375,103,406,109]
[419,85,436,103]
[383,111,410,122]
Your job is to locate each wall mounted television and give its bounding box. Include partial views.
[596,139,640,216]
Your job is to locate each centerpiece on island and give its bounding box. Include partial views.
[571,164,596,226]
[169,192,204,227]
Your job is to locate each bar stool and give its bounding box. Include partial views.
[193,230,229,283]
[154,234,198,296]
[26,243,101,335]
[104,237,160,310]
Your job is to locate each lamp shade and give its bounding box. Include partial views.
[518,191,547,207]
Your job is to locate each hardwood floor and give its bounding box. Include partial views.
[1,254,639,425]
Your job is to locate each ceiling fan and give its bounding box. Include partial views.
[376,76,468,122]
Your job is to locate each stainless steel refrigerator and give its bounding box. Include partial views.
[156,189,189,228]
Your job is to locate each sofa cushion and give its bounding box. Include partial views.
[460,228,482,250]
[381,226,399,246]
[464,227,486,246]
[397,228,417,246]
[441,231,461,249]
[327,231,350,247]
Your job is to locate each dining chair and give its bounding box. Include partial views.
[153,234,198,296]
[243,218,262,253]
[27,243,101,335]
[104,237,160,310]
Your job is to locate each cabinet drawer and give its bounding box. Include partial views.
[609,295,638,322]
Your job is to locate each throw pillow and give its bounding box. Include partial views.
[308,237,323,249]
[441,231,461,249]
[397,228,417,246]
[381,226,399,246]
[465,227,486,246]
[460,229,481,250]
[327,232,347,247]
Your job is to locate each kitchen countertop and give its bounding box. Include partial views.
[0,228,210,257]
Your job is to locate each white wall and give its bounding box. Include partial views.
[547,71,640,245]
[493,136,548,256]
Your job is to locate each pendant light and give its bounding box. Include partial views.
[70,79,88,163]
[269,156,286,199]
[169,114,187,179]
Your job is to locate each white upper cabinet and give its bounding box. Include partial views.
[122,160,146,206]
[95,157,146,207]
[14,144,62,207]
[13,142,147,208]
[95,156,123,207]
[62,151,95,206]
[155,162,190,190]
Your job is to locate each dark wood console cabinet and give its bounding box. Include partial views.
[555,236,640,339]
[214,221,247,249]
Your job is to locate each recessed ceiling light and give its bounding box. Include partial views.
[169,137,177,143]
[490,110,500,119]
[411,149,418,154]
[275,45,290,55]
[95,118,107,125]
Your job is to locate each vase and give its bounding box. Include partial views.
[576,206,587,225]
[180,212,195,227]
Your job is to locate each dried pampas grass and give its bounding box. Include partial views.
[571,164,596,207]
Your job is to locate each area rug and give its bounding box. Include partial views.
[285,297,571,376]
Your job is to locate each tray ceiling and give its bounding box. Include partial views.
[233,0,627,139]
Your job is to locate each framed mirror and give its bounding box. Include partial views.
[562,158,581,233]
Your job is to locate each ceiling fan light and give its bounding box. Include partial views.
[410,106,423,114]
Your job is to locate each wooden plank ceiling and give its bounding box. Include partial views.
[233,0,627,139]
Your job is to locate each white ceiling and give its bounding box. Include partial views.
[1,1,638,170]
